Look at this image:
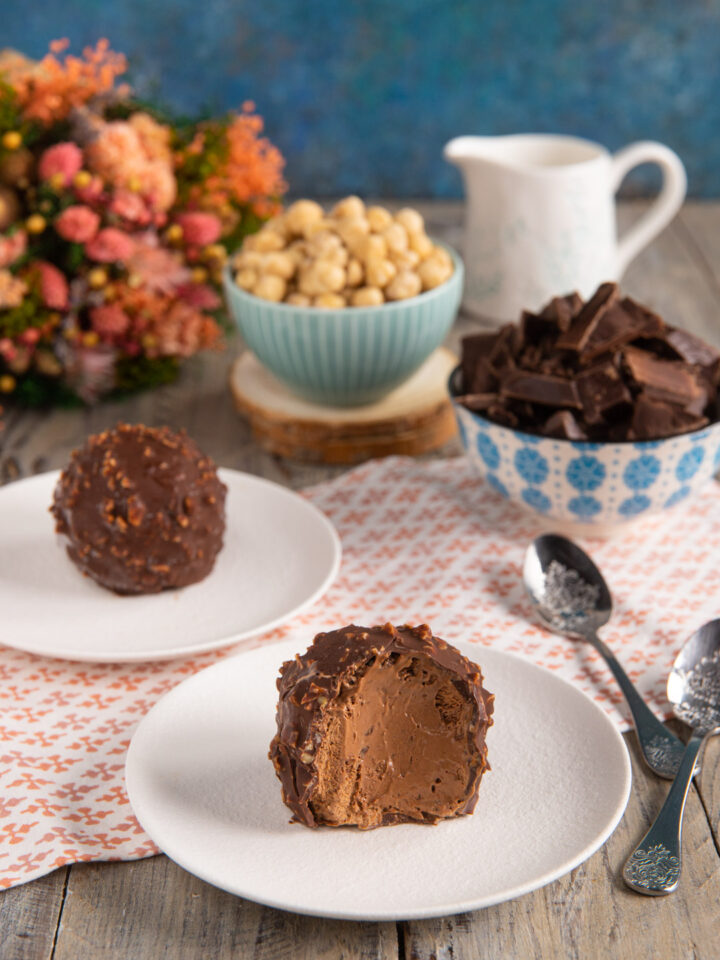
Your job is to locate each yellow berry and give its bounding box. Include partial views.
[165,224,183,244]
[63,328,78,341]
[49,172,65,191]
[203,243,226,261]
[142,333,157,349]
[127,273,142,289]
[73,170,92,188]
[191,266,208,284]
[88,268,108,289]
[128,176,142,192]
[82,331,99,347]
[104,285,116,302]
[0,374,16,392]
[26,214,46,234]
[2,131,21,151]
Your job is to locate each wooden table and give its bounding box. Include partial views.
[2,202,720,960]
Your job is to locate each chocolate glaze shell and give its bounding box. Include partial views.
[269,623,494,829]
[51,423,227,595]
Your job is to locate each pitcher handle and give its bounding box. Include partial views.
[611,141,687,276]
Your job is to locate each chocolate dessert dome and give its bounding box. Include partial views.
[51,423,227,595]
[269,623,494,829]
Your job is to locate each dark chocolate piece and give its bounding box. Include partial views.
[455,283,719,441]
[630,394,708,441]
[269,623,494,829]
[501,370,581,408]
[544,410,588,440]
[51,423,227,595]
[556,282,619,352]
[624,347,705,404]
[665,329,720,367]
[576,363,633,425]
[540,292,583,329]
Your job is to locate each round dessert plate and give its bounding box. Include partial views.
[0,470,340,662]
[125,639,631,920]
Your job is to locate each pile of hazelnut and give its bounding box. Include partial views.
[231,196,454,307]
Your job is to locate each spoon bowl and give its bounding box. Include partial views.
[524,534,685,779]
[523,534,612,638]
[624,620,720,895]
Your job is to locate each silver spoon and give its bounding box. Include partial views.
[623,620,720,895]
[523,534,685,779]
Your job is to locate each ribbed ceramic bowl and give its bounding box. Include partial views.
[223,244,463,406]
[450,366,720,536]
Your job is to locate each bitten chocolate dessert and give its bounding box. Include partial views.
[51,423,227,595]
[456,282,720,441]
[269,623,494,829]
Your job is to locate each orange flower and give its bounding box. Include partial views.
[12,39,129,126]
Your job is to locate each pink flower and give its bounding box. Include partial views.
[55,205,100,243]
[175,212,222,247]
[85,228,135,263]
[109,189,150,225]
[0,230,27,268]
[36,261,69,310]
[74,176,105,204]
[126,239,189,294]
[177,282,222,310]
[90,304,131,338]
[38,142,83,186]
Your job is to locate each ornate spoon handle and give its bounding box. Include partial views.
[622,734,705,895]
[589,632,686,779]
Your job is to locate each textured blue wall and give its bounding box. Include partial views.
[3,1,719,196]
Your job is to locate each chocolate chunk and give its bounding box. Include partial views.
[460,332,499,393]
[501,370,582,408]
[579,299,660,363]
[630,393,708,441]
[455,282,719,442]
[665,329,720,367]
[576,363,633,424]
[540,293,583,329]
[455,392,498,413]
[543,410,588,440]
[624,346,705,404]
[556,282,619,352]
[269,623,494,829]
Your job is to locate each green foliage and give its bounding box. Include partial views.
[11,373,81,408]
[113,354,179,395]
[0,289,49,337]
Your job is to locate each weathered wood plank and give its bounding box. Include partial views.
[696,733,720,860]
[678,201,720,293]
[402,732,720,960]
[617,201,720,347]
[52,857,397,960]
[0,867,67,960]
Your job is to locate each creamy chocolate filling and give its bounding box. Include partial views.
[269,623,494,829]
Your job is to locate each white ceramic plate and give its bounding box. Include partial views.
[0,470,340,662]
[125,639,631,920]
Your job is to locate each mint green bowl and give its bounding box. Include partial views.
[222,243,463,406]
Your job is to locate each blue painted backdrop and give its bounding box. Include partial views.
[3,0,719,196]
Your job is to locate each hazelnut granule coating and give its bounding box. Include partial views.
[51,423,227,595]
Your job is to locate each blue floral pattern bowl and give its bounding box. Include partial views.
[223,244,463,407]
[450,366,720,535]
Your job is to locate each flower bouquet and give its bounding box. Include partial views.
[0,39,286,404]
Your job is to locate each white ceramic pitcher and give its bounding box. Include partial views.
[444,134,687,322]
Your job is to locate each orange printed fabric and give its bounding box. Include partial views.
[2,456,718,888]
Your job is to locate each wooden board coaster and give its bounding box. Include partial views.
[229,348,459,464]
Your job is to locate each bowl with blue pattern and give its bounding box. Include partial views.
[223,243,463,407]
[450,367,720,535]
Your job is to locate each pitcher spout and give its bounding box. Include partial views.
[443,136,498,170]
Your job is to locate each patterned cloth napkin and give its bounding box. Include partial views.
[3,455,720,889]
